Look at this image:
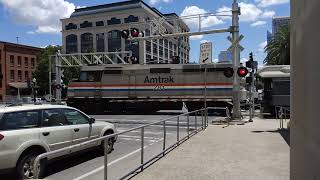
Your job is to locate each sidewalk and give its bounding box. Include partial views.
[134,117,289,180]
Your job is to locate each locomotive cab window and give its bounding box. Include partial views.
[78,71,102,82]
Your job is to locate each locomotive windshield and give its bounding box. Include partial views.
[78,71,102,82]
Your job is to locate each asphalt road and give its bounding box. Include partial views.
[0,112,205,180]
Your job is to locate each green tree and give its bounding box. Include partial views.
[33,46,80,96]
[264,25,290,65]
[33,45,61,95]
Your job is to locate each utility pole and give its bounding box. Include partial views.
[16,36,20,44]
[231,0,241,119]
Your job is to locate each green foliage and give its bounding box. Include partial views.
[33,46,80,96]
[33,45,61,95]
[264,26,290,65]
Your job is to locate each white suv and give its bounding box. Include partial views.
[0,104,116,179]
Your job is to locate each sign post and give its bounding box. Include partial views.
[200,42,212,64]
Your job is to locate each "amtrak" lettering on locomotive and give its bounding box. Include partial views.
[144,76,174,83]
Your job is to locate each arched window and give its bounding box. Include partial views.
[80,21,93,28]
[108,30,121,52]
[96,33,105,52]
[81,33,93,53]
[66,34,78,54]
[145,29,151,36]
[124,15,139,23]
[65,23,77,30]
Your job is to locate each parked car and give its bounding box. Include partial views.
[0,104,117,179]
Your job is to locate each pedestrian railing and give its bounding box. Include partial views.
[33,107,229,179]
[275,106,290,129]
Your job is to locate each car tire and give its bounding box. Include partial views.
[99,132,115,154]
[16,151,46,179]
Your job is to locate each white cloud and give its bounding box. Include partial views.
[238,2,262,22]
[0,0,76,34]
[216,3,276,23]
[258,41,267,52]
[256,0,289,7]
[190,35,204,40]
[262,10,276,18]
[251,21,267,27]
[216,6,232,20]
[200,39,209,44]
[241,57,248,63]
[149,0,172,5]
[180,6,223,29]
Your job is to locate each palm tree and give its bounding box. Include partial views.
[264,25,290,65]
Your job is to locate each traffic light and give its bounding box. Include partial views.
[237,67,249,77]
[223,67,234,78]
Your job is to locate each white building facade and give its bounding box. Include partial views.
[61,0,190,64]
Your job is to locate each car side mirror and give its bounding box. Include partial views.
[89,118,95,124]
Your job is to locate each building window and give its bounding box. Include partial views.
[108,30,121,52]
[66,34,78,54]
[18,70,22,81]
[18,56,21,66]
[25,71,29,80]
[96,33,105,52]
[107,17,121,25]
[24,57,28,67]
[31,58,35,68]
[80,21,92,28]
[124,15,139,23]
[10,55,14,66]
[65,23,77,30]
[96,21,104,26]
[10,70,14,80]
[81,33,93,53]
[125,40,139,60]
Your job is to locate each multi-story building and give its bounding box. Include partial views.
[272,16,290,35]
[61,0,190,64]
[218,51,232,63]
[0,41,41,102]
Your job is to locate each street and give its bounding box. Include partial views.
[0,111,206,180]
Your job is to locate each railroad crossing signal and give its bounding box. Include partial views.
[227,35,244,52]
[237,67,249,77]
[121,28,144,39]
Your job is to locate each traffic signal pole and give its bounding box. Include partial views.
[231,0,241,119]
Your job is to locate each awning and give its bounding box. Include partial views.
[8,82,40,89]
[8,82,29,89]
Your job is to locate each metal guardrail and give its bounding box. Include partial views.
[275,106,290,129]
[33,107,229,179]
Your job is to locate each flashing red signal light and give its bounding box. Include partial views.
[224,67,234,78]
[237,67,249,77]
[131,28,140,37]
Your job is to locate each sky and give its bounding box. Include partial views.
[0,0,290,66]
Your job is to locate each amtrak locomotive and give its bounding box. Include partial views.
[67,63,234,114]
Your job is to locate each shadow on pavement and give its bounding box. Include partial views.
[251,129,290,146]
[45,148,102,177]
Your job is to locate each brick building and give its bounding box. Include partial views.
[0,41,41,102]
